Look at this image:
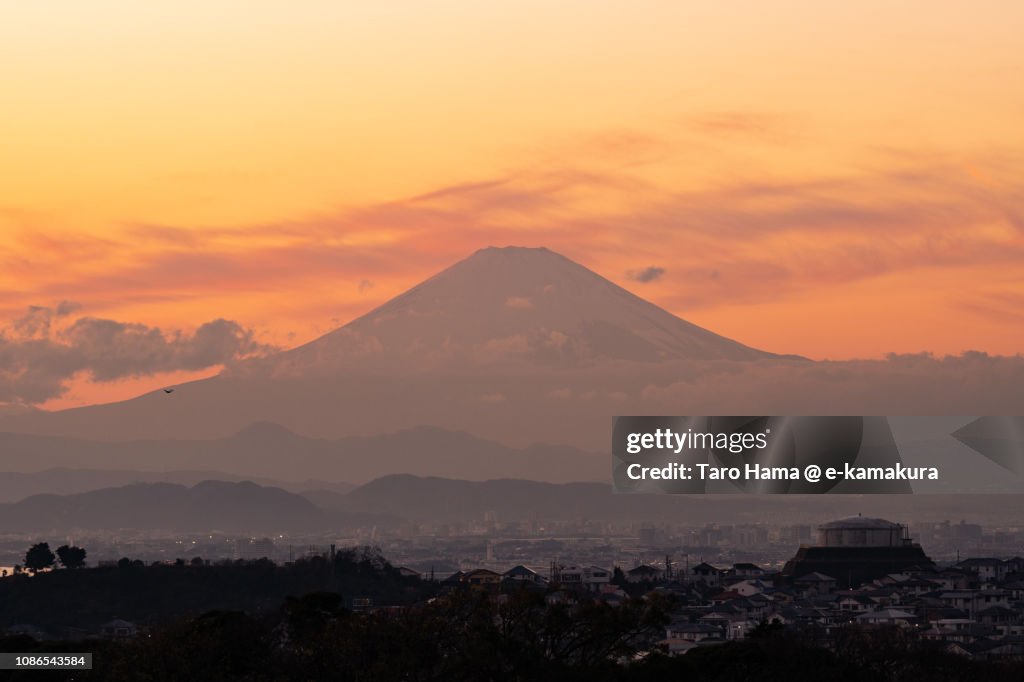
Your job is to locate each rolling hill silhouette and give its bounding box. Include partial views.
[0,481,331,533]
[313,474,1024,528]
[0,466,355,504]
[0,422,606,483]
[10,475,1024,534]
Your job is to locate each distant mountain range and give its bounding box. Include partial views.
[0,467,354,504]
[319,475,1024,527]
[4,476,1023,534]
[0,421,605,484]
[0,480,332,534]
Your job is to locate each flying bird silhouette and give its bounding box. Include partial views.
[163,388,175,394]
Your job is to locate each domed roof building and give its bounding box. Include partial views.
[782,515,933,588]
[818,516,908,548]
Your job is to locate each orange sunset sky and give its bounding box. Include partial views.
[2,1,1023,408]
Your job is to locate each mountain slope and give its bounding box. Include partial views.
[0,481,328,533]
[273,246,777,372]
[323,475,1024,528]
[0,422,606,483]
[0,467,354,504]
[0,246,793,447]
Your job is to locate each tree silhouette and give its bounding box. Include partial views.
[612,566,628,588]
[24,543,55,573]
[56,545,87,569]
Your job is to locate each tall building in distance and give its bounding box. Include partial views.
[782,516,934,588]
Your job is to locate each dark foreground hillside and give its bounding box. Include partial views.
[2,591,1024,682]
[1,548,1023,682]
[0,548,430,632]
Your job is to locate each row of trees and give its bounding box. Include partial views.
[0,546,433,630]
[7,590,1021,680]
[23,541,87,572]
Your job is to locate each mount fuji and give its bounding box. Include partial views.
[272,245,779,372]
[0,247,795,449]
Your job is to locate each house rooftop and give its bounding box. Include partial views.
[795,572,837,583]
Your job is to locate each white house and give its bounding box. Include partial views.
[725,578,767,597]
[558,564,611,591]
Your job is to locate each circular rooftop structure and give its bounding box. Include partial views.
[817,516,907,547]
[820,516,901,530]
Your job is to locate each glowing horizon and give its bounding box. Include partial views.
[2,1,1022,408]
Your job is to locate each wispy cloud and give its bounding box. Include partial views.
[1,123,1021,386]
[8,135,1020,307]
[687,111,793,141]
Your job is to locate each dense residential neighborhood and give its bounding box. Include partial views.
[428,517,1024,661]
[5,515,1024,680]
